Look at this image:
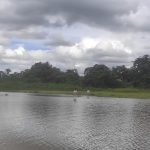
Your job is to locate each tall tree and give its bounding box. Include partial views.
[84,64,120,88]
[112,65,131,83]
[64,69,79,84]
[132,55,150,87]
[5,68,11,76]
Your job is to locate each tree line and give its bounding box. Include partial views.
[1,54,150,88]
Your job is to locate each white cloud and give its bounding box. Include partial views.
[0,37,134,73]
[0,0,11,12]
[119,5,150,30]
[57,37,132,59]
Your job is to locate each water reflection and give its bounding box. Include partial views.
[0,93,150,149]
[27,96,53,118]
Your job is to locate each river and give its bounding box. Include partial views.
[0,92,149,150]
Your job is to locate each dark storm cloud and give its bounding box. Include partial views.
[0,0,140,31]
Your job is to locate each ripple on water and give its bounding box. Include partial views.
[0,93,150,149]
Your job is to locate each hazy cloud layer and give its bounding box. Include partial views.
[45,35,74,47]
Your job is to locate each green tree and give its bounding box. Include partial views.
[5,68,11,76]
[64,69,79,84]
[132,55,150,87]
[112,65,131,86]
[84,64,120,88]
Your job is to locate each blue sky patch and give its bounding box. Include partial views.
[10,38,47,50]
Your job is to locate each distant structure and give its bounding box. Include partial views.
[73,90,78,96]
[86,90,90,99]
[73,89,78,101]
[86,90,90,95]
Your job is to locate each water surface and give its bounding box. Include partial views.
[0,92,150,150]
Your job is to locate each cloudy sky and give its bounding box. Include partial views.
[0,0,150,73]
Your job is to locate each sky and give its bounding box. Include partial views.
[0,0,150,73]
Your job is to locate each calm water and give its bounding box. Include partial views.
[0,93,150,150]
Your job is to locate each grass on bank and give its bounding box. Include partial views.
[0,80,150,99]
[91,88,150,99]
[40,88,150,99]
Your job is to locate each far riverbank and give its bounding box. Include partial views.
[1,88,150,99]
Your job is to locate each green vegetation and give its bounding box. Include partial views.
[1,54,150,99]
[91,88,150,99]
[0,80,80,91]
[1,81,150,99]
